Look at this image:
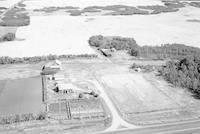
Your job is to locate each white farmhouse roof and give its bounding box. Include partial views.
[44,60,62,69]
[55,60,61,65]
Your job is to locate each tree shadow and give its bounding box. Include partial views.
[190,90,200,99]
[191,94,200,99]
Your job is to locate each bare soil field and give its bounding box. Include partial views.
[99,70,200,125]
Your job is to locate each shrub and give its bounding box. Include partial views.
[18,3,26,7]
[130,63,154,72]
[36,112,46,120]
[129,48,139,56]
[67,10,82,16]
[0,113,46,125]
[2,33,15,41]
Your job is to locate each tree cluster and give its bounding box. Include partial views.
[160,56,200,96]
[88,35,138,50]
[89,35,200,60]
[134,44,200,60]
[0,54,97,64]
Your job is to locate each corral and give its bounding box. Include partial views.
[48,98,106,120]
[41,61,110,125]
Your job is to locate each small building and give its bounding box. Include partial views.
[41,60,62,75]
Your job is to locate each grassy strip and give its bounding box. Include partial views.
[0,112,46,125]
[0,54,97,64]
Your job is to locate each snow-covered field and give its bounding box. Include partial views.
[0,5,200,57]
[0,16,96,57]
[23,0,163,10]
[0,0,21,8]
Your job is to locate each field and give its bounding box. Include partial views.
[0,16,96,57]
[100,71,200,124]
[0,77,44,116]
[0,2,200,57]
[0,0,200,133]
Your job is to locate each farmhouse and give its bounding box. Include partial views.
[41,60,62,75]
[43,59,61,70]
